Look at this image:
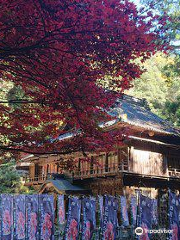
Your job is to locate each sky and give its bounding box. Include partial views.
[132,0,141,5]
[131,0,144,8]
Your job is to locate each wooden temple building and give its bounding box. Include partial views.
[17,95,180,197]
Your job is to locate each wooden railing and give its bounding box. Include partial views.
[23,175,47,185]
[72,163,129,179]
[168,168,180,178]
[72,165,180,180]
[22,166,180,185]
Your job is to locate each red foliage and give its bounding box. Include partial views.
[0,0,168,155]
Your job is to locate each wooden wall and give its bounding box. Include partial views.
[88,174,124,196]
[29,165,35,179]
[129,147,168,177]
[125,186,158,199]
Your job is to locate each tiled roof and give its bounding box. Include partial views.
[109,95,180,136]
[39,177,89,194]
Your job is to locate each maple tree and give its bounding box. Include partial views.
[0,0,168,155]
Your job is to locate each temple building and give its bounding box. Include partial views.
[17,95,180,197]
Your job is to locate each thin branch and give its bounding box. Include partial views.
[0,145,79,155]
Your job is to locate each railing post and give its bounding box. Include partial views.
[122,163,124,171]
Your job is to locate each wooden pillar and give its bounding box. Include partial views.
[105,153,108,172]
